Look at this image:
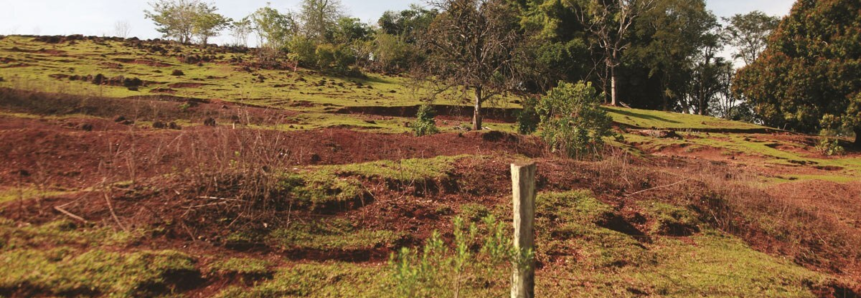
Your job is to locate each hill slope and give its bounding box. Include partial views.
[0,36,859,297]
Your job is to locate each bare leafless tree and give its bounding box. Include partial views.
[422,0,522,130]
[114,21,132,38]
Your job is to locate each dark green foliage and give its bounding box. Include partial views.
[537,81,613,159]
[371,33,421,73]
[516,96,539,134]
[629,0,719,112]
[378,5,438,43]
[288,36,318,67]
[733,0,861,145]
[722,11,780,66]
[413,104,439,136]
[333,17,372,43]
[314,43,356,75]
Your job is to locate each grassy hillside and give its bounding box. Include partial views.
[1,35,859,297]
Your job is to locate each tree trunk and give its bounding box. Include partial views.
[661,87,668,111]
[855,127,861,148]
[473,86,483,131]
[610,67,618,106]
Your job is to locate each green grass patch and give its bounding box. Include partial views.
[0,218,141,249]
[0,36,511,112]
[538,229,830,297]
[536,191,652,269]
[0,248,197,297]
[333,155,465,182]
[0,187,74,204]
[217,262,384,298]
[530,192,830,297]
[639,201,701,236]
[206,258,273,277]
[606,106,765,130]
[280,171,365,208]
[268,219,403,251]
[280,155,467,207]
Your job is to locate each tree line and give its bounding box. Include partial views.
[145,0,861,144]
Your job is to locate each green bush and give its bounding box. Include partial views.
[388,216,517,297]
[315,43,357,75]
[517,96,540,135]
[537,81,613,159]
[413,104,439,136]
[373,33,421,73]
[817,115,846,156]
[287,36,318,68]
[459,203,489,222]
[816,138,845,156]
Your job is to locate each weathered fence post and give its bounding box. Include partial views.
[511,162,536,298]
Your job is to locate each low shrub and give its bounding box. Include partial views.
[413,104,439,136]
[516,96,539,135]
[314,43,357,75]
[388,216,519,297]
[537,81,613,159]
[815,138,845,156]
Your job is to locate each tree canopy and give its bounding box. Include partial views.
[422,0,523,130]
[144,0,230,45]
[733,0,861,145]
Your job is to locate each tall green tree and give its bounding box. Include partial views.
[191,2,231,46]
[333,17,372,44]
[629,0,716,111]
[734,0,861,145]
[230,17,253,47]
[378,5,438,43]
[683,21,722,115]
[300,0,344,43]
[145,0,200,44]
[574,0,656,106]
[145,0,229,45]
[251,5,297,49]
[372,6,438,73]
[508,0,591,94]
[722,11,780,66]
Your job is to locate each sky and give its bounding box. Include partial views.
[1,0,795,62]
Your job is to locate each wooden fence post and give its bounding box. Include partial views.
[511,162,536,298]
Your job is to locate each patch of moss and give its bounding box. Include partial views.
[206,258,273,277]
[0,187,74,204]
[224,231,266,249]
[0,219,142,249]
[332,155,466,182]
[280,171,364,208]
[217,262,384,298]
[280,155,468,207]
[536,191,653,269]
[537,190,614,222]
[640,201,701,236]
[0,248,197,297]
[268,220,402,251]
[606,106,766,130]
[540,230,830,297]
[459,203,490,222]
